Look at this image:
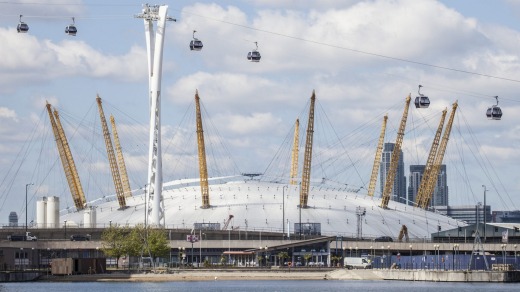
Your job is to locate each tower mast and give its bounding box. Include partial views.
[300,91,316,208]
[135,4,174,226]
[414,108,447,207]
[110,115,132,198]
[418,102,458,209]
[195,90,210,209]
[46,102,86,210]
[380,94,411,209]
[289,119,300,185]
[96,96,126,209]
[367,115,387,197]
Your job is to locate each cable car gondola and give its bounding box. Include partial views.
[17,15,29,33]
[247,42,261,62]
[65,17,77,36]
[414,85,430,108]
[189,30,203,51]
[486,96,502,120]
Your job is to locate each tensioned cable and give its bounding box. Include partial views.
[173,8,520,84]
[3,2,520,85]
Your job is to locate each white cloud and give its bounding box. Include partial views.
[0,107,18,122]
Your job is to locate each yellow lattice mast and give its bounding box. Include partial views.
[96,96,126,209]
[300,90,316,208]
[290,119,300,185]
[367,115,387,197]
[110,115,132,198]
[414,108,447,207]
[46,102,86,210]
[418,102,458,209]
[195,90,210,209]
[380,94,411,209]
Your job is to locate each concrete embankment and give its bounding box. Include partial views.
[327,269,520,282]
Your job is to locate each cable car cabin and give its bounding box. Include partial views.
[190,39,203,51]
[17,22,29,33]
[65,25,77,36]
[414,95,430,108]
[486,105,502,120]
[247,50,261,62]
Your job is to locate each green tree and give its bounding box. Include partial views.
[277,251,289,266]
[101,225,131,267]
[303,253,312,266]
[129,224,170,263]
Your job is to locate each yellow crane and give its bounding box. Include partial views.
[96,96,126,209]
[195,90,210,209]
[380,94,411,209]
[414,109,447,207]
[110,115,132,198]
[367,115,387,197]
[418,102,458,209]
[45,102,86,210]
[300,90,316,208]
[290,119,300,185]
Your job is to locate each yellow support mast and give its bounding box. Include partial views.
[380,94,411,209]
[414,108,447,207]
[96,96,126,209]
[46,102,86,210]
[367,115,387,197]
[110,115,132,198]
[300,90,316,208]
[195,90,210,209]
[289,119,300,185]
[419,102,458,209]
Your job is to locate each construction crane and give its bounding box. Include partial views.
[367,115,387,197]
[110,115,132,198]
[300,91,316,208]
[398,225,409,242]
[96,96,126,209]
[290,119,299,185]
[380,94,411,209]
[418,102,458,209]
[414,109,447,207]
[222,214,234,230]
[195,90,210,209]
[45,102,86,210]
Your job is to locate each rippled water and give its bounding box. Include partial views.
[1,280,520,292]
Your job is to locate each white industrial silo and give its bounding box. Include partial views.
[83,206,97,228]
[36,197,47,228]
[46,196,59,228]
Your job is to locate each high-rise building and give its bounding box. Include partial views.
[408,165,425,206]
[8,211,18,227]
[379,143,406,204]
[408,164,448,207]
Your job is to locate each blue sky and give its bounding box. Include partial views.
[1,0,519,224]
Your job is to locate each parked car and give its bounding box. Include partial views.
[70,234,91,241]
[374,236,393,242]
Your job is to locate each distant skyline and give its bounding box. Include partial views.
[1,0,519,223]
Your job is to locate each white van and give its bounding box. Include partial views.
[344,257,372,269]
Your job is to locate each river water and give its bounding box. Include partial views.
[1,280,519,292]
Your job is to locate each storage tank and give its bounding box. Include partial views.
[83,206,97,228]
[36,197,47,228]
[46,196,59,228]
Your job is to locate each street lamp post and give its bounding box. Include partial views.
[409,245,413,270]
[64,220,67,239]
[482,185,487,242]
[434,245,440,270]
[501,244,507,265]
[25,183,33,232]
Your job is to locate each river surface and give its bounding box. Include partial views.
[1,280,519,292]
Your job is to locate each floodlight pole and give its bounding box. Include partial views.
[25,183,33,232]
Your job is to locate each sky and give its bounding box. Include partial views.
[1,0,520,225]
